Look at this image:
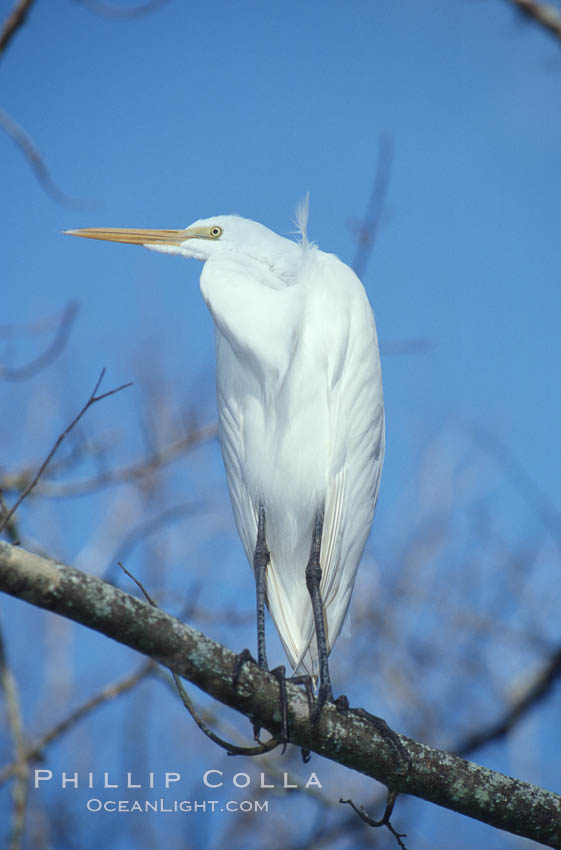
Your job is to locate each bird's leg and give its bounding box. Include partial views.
[233,503,269,740]
[234,502,289,747]
[305,509,333,724]
[234,502,269,686]
[254,501,269,671]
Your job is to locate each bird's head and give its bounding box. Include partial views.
[65,214,300,270]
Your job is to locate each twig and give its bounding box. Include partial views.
[0,369,132,535]
[349,135,433,359]
[287,790,391,849]
[504,0,561,44]
[1,424,217,499]
[107,504,199,578]
[340,792,408,850]
[0,661,154,785]
[1,542,561,848]
[0,618,28,850]
[0,491,19,544]
[0,308,79,340]
[0,108,92,209]
[351,131,394,280]
[0,0,36,59]
[118,561,282,757]
[0,302,79,382]
[456,646,561,755]
[171,672,282,757]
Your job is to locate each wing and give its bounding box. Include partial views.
[215,328,323,674]
[293,252,385,674]
[214,342,257,558]
[201,247,301,564]
[204,247,384,677]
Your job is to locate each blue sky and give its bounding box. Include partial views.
[3,0,561,522]
[2,1,561,848]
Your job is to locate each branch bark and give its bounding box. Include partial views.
[1,541,560,848]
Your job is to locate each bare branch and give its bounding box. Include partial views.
[349,135,433,359]
[340,792,408,849]
[0,301,79,382]
[0,304,79,341]
[0,370,133,535]
[503,0,561,45]
[0,0,36,60]
[0,618,28,850]
[351,131,394,280]
[1,541,561,848]
[456,646,561,755]
[0,108,92,209]
[117,560,283,756]
[109,504,199,575]
[0,661,155,785]
[0,491,19,544]
[1,424,217,499]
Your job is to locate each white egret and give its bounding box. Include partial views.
[66,205,385,718]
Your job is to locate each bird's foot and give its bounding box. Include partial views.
[232,649,263,740]
[269,665,289,752]
[348,705,411,772]
[232,650,289,748]
[310,680,334,727]
[232,648,256,691]
[287,673,315,700]
[285,674,315,762]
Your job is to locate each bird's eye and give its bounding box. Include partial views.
[210,226,222,238]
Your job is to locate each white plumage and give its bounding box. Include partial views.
[67,209,385,679]
[198,214,384,676]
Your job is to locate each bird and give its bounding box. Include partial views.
[66,201,385,718]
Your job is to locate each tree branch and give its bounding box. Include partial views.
[0,369,132,535]
[0,108,92,209]
[0,617,28,850]
[456,646,561,756]
[0,0,36,60]
[1,541,560,847]
[1,424,217,499]
[351,131,393,281]
[503,0,561,45]
[0,301,79,382]
[0,660,155,785]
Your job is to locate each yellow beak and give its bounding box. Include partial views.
[64,227,191,246]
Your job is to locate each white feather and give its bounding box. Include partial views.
[69,210,384,679]
[199,217,384,675]
[292,192,311,247]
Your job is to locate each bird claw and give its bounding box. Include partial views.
[232,647,257,691]
[350,707,411,771]
[334,694,350,714]
[310,681,334,727]
[232,652,289,749]
[269,665,289,752]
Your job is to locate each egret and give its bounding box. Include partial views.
[66,204,385,720]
